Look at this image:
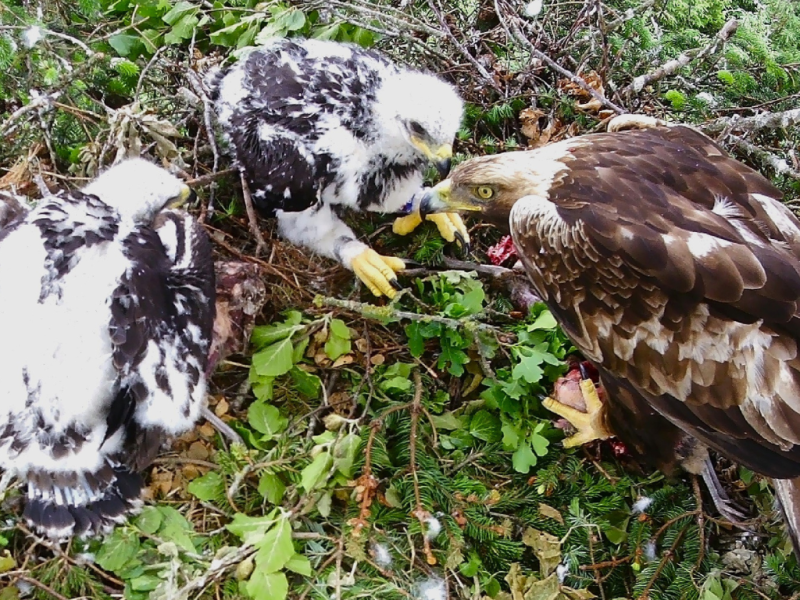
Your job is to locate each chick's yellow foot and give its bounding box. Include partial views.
[426,212,470,252]
[351,248,406,299]
[543,379,613,448]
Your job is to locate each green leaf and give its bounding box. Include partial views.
[290,366,321,398]
[252,338,295,377]
[251,377,274,402]
[469,410,502,442]
[158,506,197,554]
[96,530,140,572]
[164,13,199,44]
[135,506,163,534]
[250,313,303,347]
[258,472,286,505]
[512,442,538,474]
[285,553,312,576]
[301,451,333,491]
[227,510,279,545]
[162,1,197,25]
[325,319,351,360]
[108,33,139,56]
[277,8,306,31]
[248,401,288,438]
[130,574,161,592]
[428,411,463,431]
[528,309,557,331]
[312,23,341,40]
[246,570,288,600]
[459,551,482,577]
[380,376,413,393]
[405,321,425,357]
[501,422,521,450]
[187,471,225,502]
[333,432,361,478]
[664,89,686,110]
[255,518,294,573]
[530,430,550,456]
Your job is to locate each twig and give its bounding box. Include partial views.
[702,107,800,134]
[620,18,738,97]
[186,69,223,219]
[185,167,237,187]
[316,295,497,333]
[730,134,800,181]
[425,0,502,93]
[18,576,70,600]
[239,173,268,256]
[0,53,105,137]
[135,46,165,101]
[495,0,625,114]
[409,370,437,566]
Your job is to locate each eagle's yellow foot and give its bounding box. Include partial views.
[543,379,613,448]
[351,249,406,299]
[426,212,470,251]
[393,211,470,252]
[392,212,423,236]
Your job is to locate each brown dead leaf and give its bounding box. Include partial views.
[215,397,229,417]
[182,464,201,481]
[558,71,606,114]
[150,468,174,497]
[187,441,210,461]
[314,351,331,366]
[370,354,385,366]
[332,354,354,368]
[198,422,216,438]
[355,338,369,353]
[519,107,545,140]
[538,503,564,524]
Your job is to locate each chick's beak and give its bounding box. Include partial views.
[433,143,453,178]
[169,184,196,208]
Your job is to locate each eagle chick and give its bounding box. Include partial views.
[0,159,215,540]
[208,38,466,298]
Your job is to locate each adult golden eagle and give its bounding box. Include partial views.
[419,116,800,551]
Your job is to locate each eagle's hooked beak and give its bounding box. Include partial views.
[169,184,196,209]
[414,139,453,178]
[420,179,452,217]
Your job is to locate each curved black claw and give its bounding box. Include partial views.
[578,362,590,380]
[390,278,403,291]
[401,259,423,269]
[454,231,470,255]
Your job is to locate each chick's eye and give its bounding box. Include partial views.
[408,121,426,137]
[476,186,494,199]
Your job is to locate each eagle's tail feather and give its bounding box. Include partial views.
[771,477,800,559]
[23,462,143,540]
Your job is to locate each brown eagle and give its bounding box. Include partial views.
[419,116,800,551]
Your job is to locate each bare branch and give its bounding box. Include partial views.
[495,0,626,114]
[730,135,800,181]
[621,18,738,98]
[703,107,800,134]
[425,0,503,93]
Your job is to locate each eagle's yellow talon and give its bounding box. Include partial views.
[543,379,612,448]
[351,248,406,299]
[426,212,469,248]
[393,212,423,236]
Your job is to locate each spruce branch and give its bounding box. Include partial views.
[409,369,437,566]
[620,18,739,98]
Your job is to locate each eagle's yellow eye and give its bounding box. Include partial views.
[476,186,494,199]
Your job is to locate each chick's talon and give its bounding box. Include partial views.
[351,249,406,299]
[426,212,470,252]
[543,378,612,448]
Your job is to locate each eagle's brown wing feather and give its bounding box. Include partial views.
[511,125,800,478]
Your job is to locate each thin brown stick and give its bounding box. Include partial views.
[239,174,268,256]
[18,576,70,600]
